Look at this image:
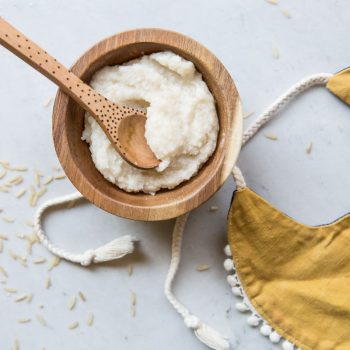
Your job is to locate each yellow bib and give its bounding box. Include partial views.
[226,69,350,350]
[228,188,350,350]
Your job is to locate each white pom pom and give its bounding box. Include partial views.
[224,259,234,271]
[260,324,272,336]
[270,331,281,343]
[282,340,295,350]
[235,302,249,313]
[224,245,232,256]
[227,275,238,287]
[247,315,260,327]
[232,287,243,297]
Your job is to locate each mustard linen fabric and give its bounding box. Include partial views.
[327,68,350,105]
[228,188,350,350]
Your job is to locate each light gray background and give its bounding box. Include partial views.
[0,1,349,349]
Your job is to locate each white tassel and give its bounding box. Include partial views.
[80,235,136,266]
[184,315,230,350]
[282,340,295,350]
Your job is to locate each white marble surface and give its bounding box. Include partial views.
[0,1,349,349]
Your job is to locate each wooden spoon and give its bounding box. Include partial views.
[0,17,160,169]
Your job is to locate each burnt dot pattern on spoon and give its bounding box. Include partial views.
[0,22,149,167]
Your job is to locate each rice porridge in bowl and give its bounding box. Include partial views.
[82,51,219,194]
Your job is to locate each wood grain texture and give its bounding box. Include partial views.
[0,17,158,169]
[52,28,243,221]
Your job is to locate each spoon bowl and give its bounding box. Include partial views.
[53,29,243,221]
[117,114,160,169]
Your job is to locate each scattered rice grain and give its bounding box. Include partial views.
[26,233,39,255]
[3,164,28,172]
[48,256,60,271]
[13,338,19,350]
[128,263,133,276]
[78,291,86,302]
[243,111,254,119]
[9,175,23,185]
[4,287,17,293]
[16,189,26,198]
[54,173,66,180]
[87,313,94,326]
[17,317,31,323]
[306,142,313,154]
[209,205,219,212]
[131,292,136,306]
[17,256,28,267]
[266,0,278,4]
[68,295,77,310]
[15,294,29,302]
[34,172,41,187]
[0,265,8,278]
[196,264,210,272]
[130,292,137,317]
[43,176,53,185]
[33,257,46,264]
[45,276,51,289]
[264,133,278,141]
[281,9,291,18]
[68,321,79,330]
[37,186,47,198]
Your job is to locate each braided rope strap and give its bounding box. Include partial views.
[232,72,332,188]
[34,192,136,266]
[164,214,230,350]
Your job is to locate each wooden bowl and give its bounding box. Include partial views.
[52,29,242,221]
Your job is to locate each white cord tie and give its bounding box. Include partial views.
[164,214,230,350]
[34,192,135,266]
[233,73,332,187]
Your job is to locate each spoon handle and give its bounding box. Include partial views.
[0,17,130,124]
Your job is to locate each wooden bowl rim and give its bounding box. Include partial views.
[52,28,242,221]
